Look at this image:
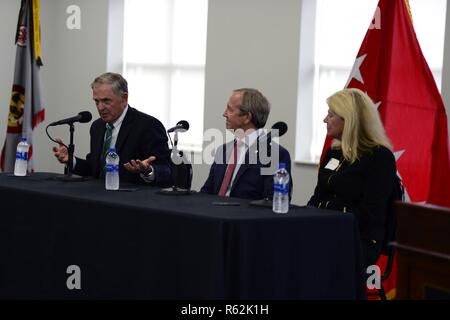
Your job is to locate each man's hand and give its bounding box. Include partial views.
[124,156,156,174]
[52,138,69,164]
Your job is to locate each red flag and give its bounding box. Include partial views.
[0,0,45,172]
[319,0,450,298]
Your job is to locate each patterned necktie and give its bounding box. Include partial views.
[101,123,114,174]
[218,140,238,196]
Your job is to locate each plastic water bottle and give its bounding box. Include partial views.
[273,162,290,214]
[105,147,119,190]
[14,137,29,176]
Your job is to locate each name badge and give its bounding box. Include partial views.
[324,158,340,170]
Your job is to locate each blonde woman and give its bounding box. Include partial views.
[308,88,397,268]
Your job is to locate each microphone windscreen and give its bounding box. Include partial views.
[271,121,288,137]
[78,111,92,123]
[177,120,190,131]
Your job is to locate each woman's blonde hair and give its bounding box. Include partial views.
[327,88,392,163]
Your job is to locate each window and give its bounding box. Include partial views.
[296,0,447,164]
[123,0,208,151]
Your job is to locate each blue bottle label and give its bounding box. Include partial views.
[16,151,28,161]
[106,164,119,173]
[274,183,289,194]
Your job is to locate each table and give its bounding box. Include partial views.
[0,173,365,299]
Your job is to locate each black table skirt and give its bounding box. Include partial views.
[0,173,365,299]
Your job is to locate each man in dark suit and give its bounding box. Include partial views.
[201,88,292,200]
[53,72,172,187]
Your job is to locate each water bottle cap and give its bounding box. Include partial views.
[20,137,27,142]
[108,147,116,152]
[278,162,286,169]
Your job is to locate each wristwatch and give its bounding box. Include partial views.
[144,165,154,177]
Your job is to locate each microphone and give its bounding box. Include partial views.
[271,121,288,137]
[49,111,92,126]
[260,121,288,162]
[160,119,193,195]
[167,120,189,133]
[249,121,289,207]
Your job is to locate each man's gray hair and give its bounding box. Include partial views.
[91,72,128,96]
[233,88,271,129]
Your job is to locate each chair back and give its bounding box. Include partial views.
[367,176,405,299]
[381,175,405,255]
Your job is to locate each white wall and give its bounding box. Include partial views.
[0,0,449,206]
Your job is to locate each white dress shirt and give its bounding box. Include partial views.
[72,106,129,169]
[225,129,262,196]
[106,105,128,149]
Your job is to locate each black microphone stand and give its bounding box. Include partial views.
[249,122,290,208]
[67,123,75,177]
[53,123,85,182]
[159,131,193,195]
[250,128,273,208]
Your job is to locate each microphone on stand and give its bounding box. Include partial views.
[250,121,288,208]
[48,111,92,126]
[46,110,93,182]
[264,121,287,156]
[170,120,189,148]
[167,120,189,133]
[159,120,193,195]
[271,121,288,138]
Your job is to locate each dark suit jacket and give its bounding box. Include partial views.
[73,106,172,187]
[307,146,396,242]
[201,137,293,200]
